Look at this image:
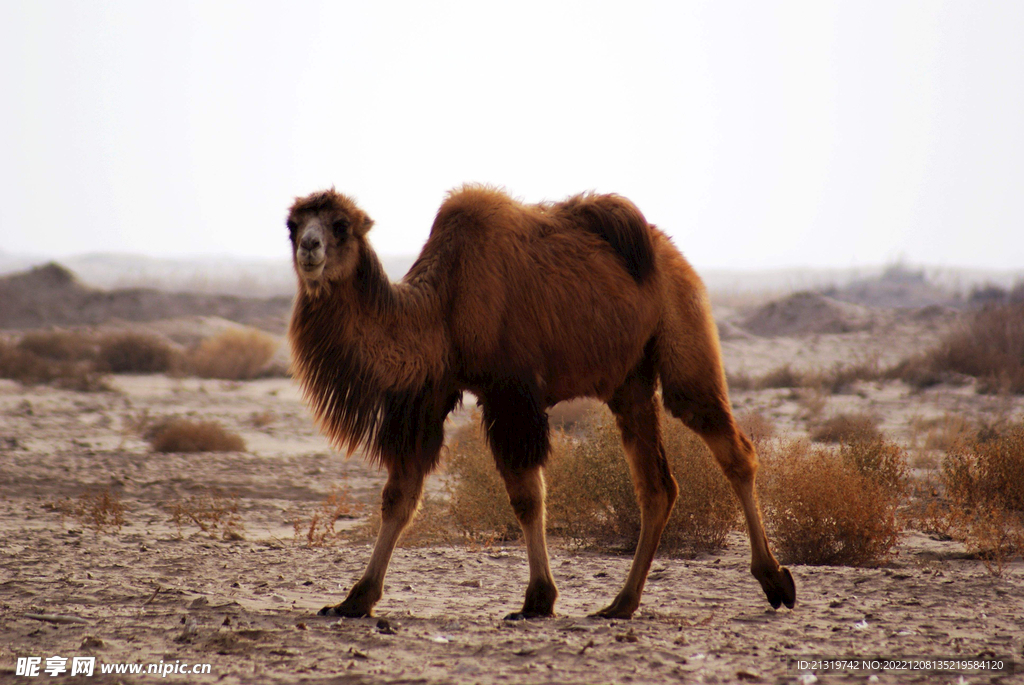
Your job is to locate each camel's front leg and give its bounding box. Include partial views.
[319,463,425,617]
[500,466,558,620]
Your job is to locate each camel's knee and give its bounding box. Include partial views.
[380,478,421,523]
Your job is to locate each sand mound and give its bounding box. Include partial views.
[740,291,875,337]
[822,264,959,309]
[0,262,292,331]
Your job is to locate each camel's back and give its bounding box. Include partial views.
[419,186,675,403]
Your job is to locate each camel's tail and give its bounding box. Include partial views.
[561,193,655,283]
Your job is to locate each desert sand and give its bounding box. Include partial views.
[2,266,1023,684]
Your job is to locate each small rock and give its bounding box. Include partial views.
[376,619,397,635]
[614,629,639,643]
[459,579,481,588]
[736,669,761,682]
[80,636,104,650]
[174,616,198,644]
[188,596,209,609]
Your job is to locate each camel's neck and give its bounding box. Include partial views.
[291,248,448,384]
[287,247,452,457]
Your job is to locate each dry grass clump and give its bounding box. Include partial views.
[443,420,521,543]
[759,438,906,566]
[890,303,1024,393]
[810,412,881,444]
[730,362,881,395]
[98,332,180,373]
[292,483,363,547]
[0,338,112,392]
[736,410,776,447]
[169,489,244,540]
[17,330,97,361]
[726,371,755,392]
[49,488,127,534]
[188,329,277,380]
[146,417,246,453]
[806,361,882,394]
[758,366,805,389]
[941,422,1024,573]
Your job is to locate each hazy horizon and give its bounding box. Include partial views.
[3,1,1023,270]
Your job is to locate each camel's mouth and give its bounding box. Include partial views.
[297,258,326,279]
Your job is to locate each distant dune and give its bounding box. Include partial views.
[0,252,418,298]
[0,262,293,331]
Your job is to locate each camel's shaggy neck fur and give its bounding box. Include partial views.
[288,244,457,469]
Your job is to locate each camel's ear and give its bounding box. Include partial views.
[354,214,374,237]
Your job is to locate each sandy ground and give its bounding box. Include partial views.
[2,367,1023,685]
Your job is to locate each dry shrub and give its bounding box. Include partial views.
[736,410,776,447]
[909,414,975,454]
[169,489,244,540]
[839,438,909,496]
[443,420,520,543]
[806,361,882,394]
[891,303,1024,393]
[810,413,881,444]
[49,488,126,534]
[146,417,246,453]
[0,339,111,392]
[98,332,180,373]
[188,329,277,380]
[249,410,275,428]
[726,371,756,392]
[941,422,1024,573]
[760,439,905,566]
[546,408,737,555]
[17,330,97,361]
[292,483,363,547]
[441,407,736,554]
[758,365,804,389]
[745,363,880,394]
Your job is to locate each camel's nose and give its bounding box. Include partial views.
[300,233,323,252]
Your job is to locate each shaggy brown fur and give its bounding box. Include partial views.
[287,185,796,620]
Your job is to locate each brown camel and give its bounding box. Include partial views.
[286,186,796,620]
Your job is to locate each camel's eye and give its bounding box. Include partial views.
[332,218,350,236]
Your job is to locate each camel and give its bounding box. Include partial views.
[286,186,796,620]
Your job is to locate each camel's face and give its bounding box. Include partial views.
[287,191,374,290]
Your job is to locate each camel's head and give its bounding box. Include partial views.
[287,189,374,290]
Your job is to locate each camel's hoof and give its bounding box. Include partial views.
[588,603,636,620]
[503,610,552,621]
[756,565,796,610]
[318,603,371,618]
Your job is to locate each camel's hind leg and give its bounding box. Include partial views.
[593,355,679,619]
[658,302,796,609]
[318,459,429,617]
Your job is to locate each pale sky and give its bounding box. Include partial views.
[2,1,1022,270]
